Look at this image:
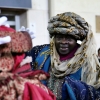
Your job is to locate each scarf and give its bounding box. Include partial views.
[50,25,100,89]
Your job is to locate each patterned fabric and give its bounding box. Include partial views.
[0,25,56,100]
[11,31,32,53]
[0,53,14,71]
[0,26,32,53]
[47,68,64,100]
[0,72,55,100]
[47,12,89,40]
[0,54,56,100]
[62,76,100,100]
[0,25,15,53]
[0,31,13,53]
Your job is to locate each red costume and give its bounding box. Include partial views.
[0,25,56,100]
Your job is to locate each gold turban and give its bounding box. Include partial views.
[47,12,89,41]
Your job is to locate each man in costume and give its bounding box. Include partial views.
[24,12,100,100]
[0,16,55,100]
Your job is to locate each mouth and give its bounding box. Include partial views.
[60,47,68,51]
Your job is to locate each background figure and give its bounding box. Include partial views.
[0,16,55,100]
[98,48,100,62]
[23,12,100,100]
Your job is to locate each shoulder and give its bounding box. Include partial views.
[25,44,50,57]
[32,44,50,51]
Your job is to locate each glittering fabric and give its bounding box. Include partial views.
[47,68,64,100]
[62,76,100,100]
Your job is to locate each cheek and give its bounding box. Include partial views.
[55,41,59,46]
[69,42,77,49]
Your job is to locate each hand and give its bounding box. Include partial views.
[38,74,47,80]
[29,70,50,80]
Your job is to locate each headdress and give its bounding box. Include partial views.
[47,12,89,41]
[0,17,33,53]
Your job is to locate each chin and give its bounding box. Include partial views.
[59,51,69,55]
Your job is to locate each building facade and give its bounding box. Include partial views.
[0,0,100,50]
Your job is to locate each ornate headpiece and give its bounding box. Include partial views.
[47,12,89,41]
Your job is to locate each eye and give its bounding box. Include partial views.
[66,38,72,41]
[56,35,61,39]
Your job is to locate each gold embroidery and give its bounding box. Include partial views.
[40,49,50,56]
[67,63,71,68]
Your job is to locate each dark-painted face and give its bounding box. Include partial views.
[55,34,77,56]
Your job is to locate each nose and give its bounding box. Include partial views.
[61,37,68,43]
